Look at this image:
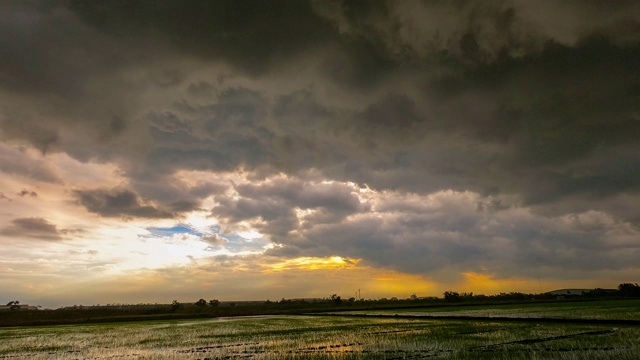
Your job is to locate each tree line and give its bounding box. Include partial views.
[441,283,640,303]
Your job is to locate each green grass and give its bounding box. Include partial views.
[1,314,639,359]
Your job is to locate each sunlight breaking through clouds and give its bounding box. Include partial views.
[264,256,361,272]
[1,0,640,307]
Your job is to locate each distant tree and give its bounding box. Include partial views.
[347,297,356,303]
[618,283,640,298]
[330,294,342,305]
[461,292,474,301]
[8,300,20,310]
[410,294,418,300]
[170,300,182,312]
[195,299,207,307]
[208,299,220,307]
[443,291,461,302]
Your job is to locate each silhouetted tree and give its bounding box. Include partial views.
[208,299,220,307]
[170,300,182,312]
[7,301,20,310]
[330,294,342,305]
[618,283,640,297]
[195,299,207,306]
[443,291,461,302]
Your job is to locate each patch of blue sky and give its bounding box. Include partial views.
[145,224,268,252]
[146,224,205,237]
[222,233,270,251]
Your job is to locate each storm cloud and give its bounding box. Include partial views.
[1,0,640,304]
[74,188,176,219]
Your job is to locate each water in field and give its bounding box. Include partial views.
[1,315,639,359]
[344,300,640,320]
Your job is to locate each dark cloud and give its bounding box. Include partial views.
[0,118,61,154]
[66,0,338,75]
[145,87,273,174]
[18,189,38,197]
[119,171,230,216]
[207,178,640,278]
[315,0,640,63]
[356,94,422,132]
[261,190,640,278]
[213,177,367,241]
[1,217,63,241]
[167,200,201,213]
[1,0,640,283]
[74,188,175,219]
[0,144,61,183]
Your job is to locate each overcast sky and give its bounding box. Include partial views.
[2,0,640,308]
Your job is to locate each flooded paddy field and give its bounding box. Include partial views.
[342,299,640,321]
[1,313,639,359]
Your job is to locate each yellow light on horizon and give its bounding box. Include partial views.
[264,256,360,272]
[460,272,528,294]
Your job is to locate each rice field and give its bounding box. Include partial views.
[1,313,639,359]
[342,300,640,320]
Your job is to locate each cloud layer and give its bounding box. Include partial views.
[1,0,639,306]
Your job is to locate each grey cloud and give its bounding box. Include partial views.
[0,144,61,183]
[0,11,138,164]
[66,0,338,76]
[236,178,364,214]
[188,181,229,199]
[148,34,640,227]
[124,170,230,212]
[264,190,640,278]
[1,217,63,241]
[201,234,228,247]
[145,87,273,174]
[74,188,175,219]
[319,39,396,91]
[213,178,367,240]
[356,94,422,132]
[167,200,201,213]
[315,0,640,63]
[312,37,640,217]
[214,196,297,238]
[186,81,218,99]
[2,0,634,212]
[18,189,38,197]
[0,0,639,285]
[0,117,61,154]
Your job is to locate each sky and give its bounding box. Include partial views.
[1,0,640,308]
